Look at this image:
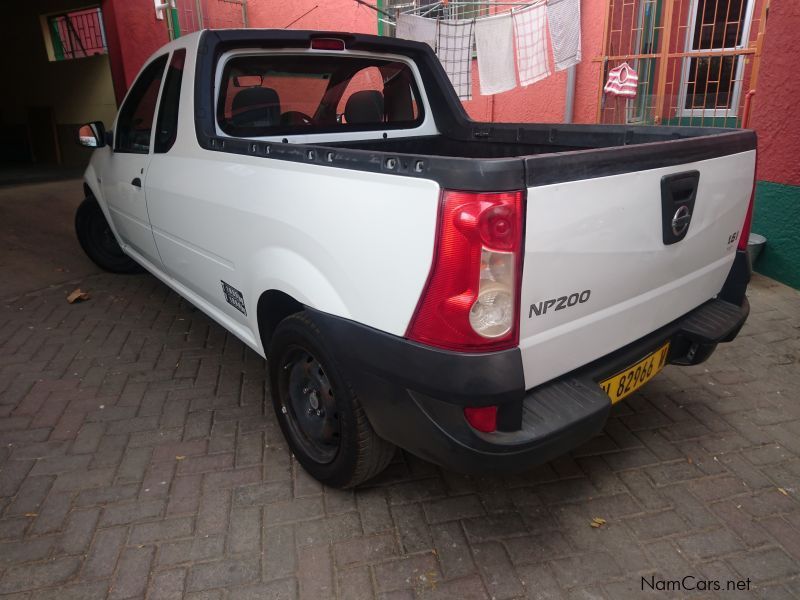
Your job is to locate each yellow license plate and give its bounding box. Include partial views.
[600,342,670,404]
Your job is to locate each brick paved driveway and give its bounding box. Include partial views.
[1,186,800,599]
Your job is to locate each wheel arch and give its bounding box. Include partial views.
[83,162,103,204]
[81,170,122,246]
[248,247,353,355]
[256,289,304,353]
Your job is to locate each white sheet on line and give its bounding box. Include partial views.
[395,13,437,50]
[512,4,551,86]
[475,13,517,95]
[547,0,582,71]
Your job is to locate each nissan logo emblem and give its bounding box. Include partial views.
[671,205,692,237]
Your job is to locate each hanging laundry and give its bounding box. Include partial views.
[475,13,517,95]
[604,62,639,97]
[437,19,475,100]
[512,4,551,87]
[395,13,437,50]
[547,0,581,71]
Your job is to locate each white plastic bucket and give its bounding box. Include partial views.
[747,233,766,267]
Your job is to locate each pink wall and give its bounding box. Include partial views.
[103,0,170,103]
[252,0,606,126]
[104,0,379,101]
[105,0,604,126]
[245,0,379,33]
[748,2,800,186]
[462,0,605,124]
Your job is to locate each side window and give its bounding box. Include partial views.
[155,49,187,153]
[115,55,167,153]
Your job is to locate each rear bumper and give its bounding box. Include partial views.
[310,254,751,474]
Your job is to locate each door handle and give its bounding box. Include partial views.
[131,177,142,188]
[660,170,699,245]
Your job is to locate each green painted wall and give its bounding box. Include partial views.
[752,180,800,289]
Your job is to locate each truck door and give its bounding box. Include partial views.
[102,54,168,268]
[146,48,252,326]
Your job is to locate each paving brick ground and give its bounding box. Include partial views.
[1,236,800,597]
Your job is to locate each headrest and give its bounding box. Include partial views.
[344,90,384,124]
[231,87,280,127]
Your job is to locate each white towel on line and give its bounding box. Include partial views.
[395,13,437,50]
[475,13,517,95]
[512,4,551,87]
[547,0,582,71]
[437,18,475,100]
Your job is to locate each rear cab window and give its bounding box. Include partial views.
[215,53,425,139]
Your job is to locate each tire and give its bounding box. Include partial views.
[75,198,143,274]
[268,312,395,488]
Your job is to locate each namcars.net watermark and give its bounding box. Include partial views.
[642,575,752,593]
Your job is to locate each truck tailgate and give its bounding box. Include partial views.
[518,149,756,390]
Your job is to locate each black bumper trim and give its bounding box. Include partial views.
[307,289,749,474]
[307,308,525,407]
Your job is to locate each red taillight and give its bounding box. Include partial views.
[464,406,498,433]
[406,190,524,352]
[310,38,345,51]
[738,180,756,252]
[738,155,758,252]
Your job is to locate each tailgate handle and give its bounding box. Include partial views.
[661,170,699,245]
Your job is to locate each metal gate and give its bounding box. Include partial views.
[596,0,769,127]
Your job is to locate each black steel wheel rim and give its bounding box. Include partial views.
[280,347,341,464]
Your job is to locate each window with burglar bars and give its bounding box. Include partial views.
[43,7,107,62]
[596,0,769,127]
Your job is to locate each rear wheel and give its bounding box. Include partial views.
[268,312,395,488]
[75,198,143,274]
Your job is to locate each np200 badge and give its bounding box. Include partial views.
[529,290,591,318]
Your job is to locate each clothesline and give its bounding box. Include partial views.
[375,1,546,31]
[391,0,582,100]
[401,1,545,20]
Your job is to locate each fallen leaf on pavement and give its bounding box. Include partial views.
[66,288,90,304]
[591,517,607,528]
[175,455,186,460]
[24,513,37,517]
[778,487,789,496]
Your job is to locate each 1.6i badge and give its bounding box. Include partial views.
[221,280,247,315]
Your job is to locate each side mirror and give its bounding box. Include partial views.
[78,121,107,148]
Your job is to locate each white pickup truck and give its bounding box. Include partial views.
[76,29,756,488]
